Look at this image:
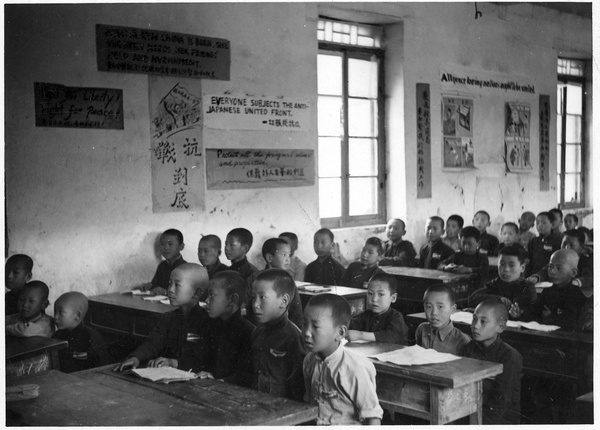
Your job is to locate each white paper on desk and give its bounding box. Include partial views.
[370,345,461,366]
[130,290,152,296]
[297,285,332,293]
[160,298,171,305]
[295,281,312,287]
[513,321,560,332]
[130,367,198,384]
[143,295,168,302]
[451,311,475,324]
[452,310,560,332]
[535,282,553,289]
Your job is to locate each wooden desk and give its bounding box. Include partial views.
[345,342,502,424]
[298,285,366,315]
[6,336,68,379]
[6,368,318,426]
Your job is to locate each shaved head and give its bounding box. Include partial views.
[172,263,209,294]
[550,249,579,270]
[55,292,89,317]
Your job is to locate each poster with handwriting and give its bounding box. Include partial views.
[150,78,205,212]
[96,24,230,81]
[34,82,123,129]
[206,149,315,190]
[203,94,310,131]
[539,95,550,189]
[505,102,532,172]
[416,83,431,198]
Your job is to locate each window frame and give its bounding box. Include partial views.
[317,41,387,228]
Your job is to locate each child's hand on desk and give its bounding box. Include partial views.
[197,371,214,379]
[113,357,140,372]
[526,275,540,284]
[139,282,153,292]
[148,357,178,368]
[452,265,472,274]
[150,287,167,295]
[508,302,523,318]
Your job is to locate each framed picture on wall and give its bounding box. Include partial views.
[442,96,475,169]
[504,102,532,172]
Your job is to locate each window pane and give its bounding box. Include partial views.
[557,85,564,114]
[349,178,377,216]
[318,96,343,136]
[348,58,378,98]
[349,138,377,176]
[556,144,562,174]
[319,178,342,218]
[318,137,342,177]
[556,174,562,202]
[566,84,582,115]
[564,173,581,204]
[348,98,377,137]
[556,115,562,144]
[565,115,581,143]
[318,54,342,96]
[565,144,581,173]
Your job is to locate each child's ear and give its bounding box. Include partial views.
[192,287,203,300]
[217,249,222,256]
[265,253,274,265]
[451,303,457,313]
[42,300,50,310]
[229,293,240,307]
[179,242,185,251]
[280,293,290,308]
[390,293,397,303]
[75,310,83,322]
[26,272,32,283]
[497,319,507,333]
[337,324,348,339]
[519,263,526,274]
[242,244,250,254]
[571,267,579,278]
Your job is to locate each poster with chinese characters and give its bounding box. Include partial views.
[539,95,550,189]
[150,78,205,212]
[442,96,474,169]
[504,102,532,172]
[416,84,431,198]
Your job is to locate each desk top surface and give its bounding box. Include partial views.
[6,335,68,360]
[381,266,475,281]
[89,292,175,313]
[6,368,317,426]
[297,285,367,297]
[346,342,502,389]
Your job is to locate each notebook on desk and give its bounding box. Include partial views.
[127,367,198,384]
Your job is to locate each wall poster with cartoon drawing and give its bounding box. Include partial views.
[505,102,532,172]
[442,96,474,169]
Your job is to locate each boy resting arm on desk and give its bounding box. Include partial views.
[251,269,306,401]
[303,294,383,425]
[341,237,385,289]
[347,273,408,345]
[438,226,489,287]
[113,263,209,371]
[6,281,54,338]
[419,216,455,269]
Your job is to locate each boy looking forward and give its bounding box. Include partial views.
[380,218,417,267]
[461,299,522,424]
[303,294,383,425]
[473,210,499,255]
[342,237,385,289]
[279,232,307,281]
[348,273,408,345]
[304,228,346,286]
[549,208,564,236]
[251,269,306,401]
[563,213,578,231]
[526,212,562,276]
[5,254,33,315]
[494,222,523,256]
[6,281,54,337]
[148,229,187,295]
[415,285,470,354]
[438,226,489,286]
[419,216,455,269]
[517,211,536,249]
[443,214,464,252]
[225,228,258,280]
[197,235,228,279]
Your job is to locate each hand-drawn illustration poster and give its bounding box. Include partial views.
[150,78,204,212]
[539,95,550,189]
[505,102,532,172]
[205,148,315,190]
[203,94,310,132]
[442,96,474,168]
[34,82,123,129]
[416,84,431,198]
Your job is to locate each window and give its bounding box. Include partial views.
[557,58,586,208]
[317,19,385,228]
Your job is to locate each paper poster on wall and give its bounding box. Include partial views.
[34,82,123,129]
[416,83,431,199]
[539,95,550,190]
[504,102,532,172]
[203,94,310,131]
[150,78,205,212]
[96,24,230,80]
[205,148,315,190]
[442,96,474,169]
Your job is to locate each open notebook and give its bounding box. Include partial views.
[127,367,198,384]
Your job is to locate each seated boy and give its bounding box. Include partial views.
[348,273,408,345]
[52,292,110,373]
[468,244,536,319]
[114,263,209,371]
[528,249,588,331]
[225,227,258,280]
[549,208,564,238]
[5,254,33,315]
[251,269,306,401]
[6,281,54,337]
[342,237,385,289]
[379,218,417,267]
[494,222,524,256]
[438,226,489,287]
[197,234,229,279]
[148,229,187,295]
[563,213,578,231]
[517,211,536,249]
[279,232,307,281]
[473,210,499,255]
[419,216,455,269]
[415,285,470,354]
[442,214,464,252]
[526,212,562,276]
[461,299,522,424]
[304,228,346,286]
[246,238,303,328]
[303,294,383,425]
[170,270,255,386]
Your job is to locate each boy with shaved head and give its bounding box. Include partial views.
[53,292,110,373]
[197,234,229,279]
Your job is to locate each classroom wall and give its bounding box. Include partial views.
[5,3,593,302]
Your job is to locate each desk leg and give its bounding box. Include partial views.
[429,387,442,425]
[469,380,483,425]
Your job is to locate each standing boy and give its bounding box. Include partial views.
[348,273,408,345]
[197,234,229,279]
[225,228,258,280]
[304,228,346,286]
[526,212,562,276]
[6,281,54,337]
[379,218,417,267]
[517,211,536,249]
[473,210,499,255]
[5,254,33,315]
[279,232,307,281]
[303,294,383,425]
[419,216,455,270]
[443,214,464,252]
[342,237,385,289]
[438,226,489,287]
[149,229,187,295]
[415,284,470,354]
[461,299,522,424]
[251,269,306,401]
